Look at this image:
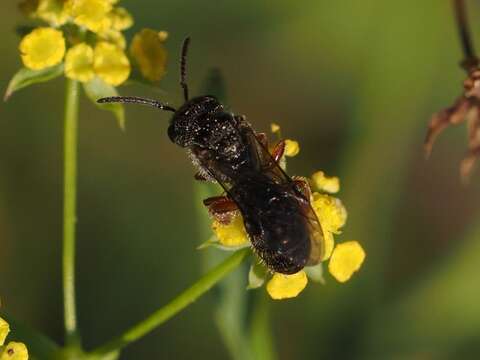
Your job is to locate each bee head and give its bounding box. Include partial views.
[167,96,223,147]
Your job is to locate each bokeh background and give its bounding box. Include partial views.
[2,0,480,359]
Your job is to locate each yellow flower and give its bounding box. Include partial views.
[284,139,300,157]
[266,271,308,300]
[328,241,365,283]
[212,215,249,247]
[36,0,70,26]
[130,29,168,82]
[67,0,112,33]
[311,192,347,234]
[0,318,28,360]
[270,123,281,134]
[19,27,65,70]
[311,171,340,194]
[0,318,9,346]
[99,29,127,49]
[0,342,29,360]
[64,43,94,82]
[322,230,335,261]
[108,7,133,31]
[93,42,130,86]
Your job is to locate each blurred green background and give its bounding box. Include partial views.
[1,0,480,359]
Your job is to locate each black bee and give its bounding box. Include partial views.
[98,38,325,274]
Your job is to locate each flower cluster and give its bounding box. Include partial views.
[17,0,167,86]
[6,0,169,128]
[202,127,366,300]
[0,317,28,360]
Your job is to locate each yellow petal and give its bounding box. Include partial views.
[99,29,127,49]
[328,241,365,283]
[67,0,112,33]
[64,43,94,82]
[322,230,335,261]
[266,271,308,300]
[93,42,130,86]
[130,29,168,82]
[211,215,249,247]
[19,27,65,70]
[36,0,70,26]
[284,139,300,157]
[0,342,29,360]
[311,192,347,234]
[311,171,340,194]
[108,7,133,31]
[270,123,280,134]
[157,31,169,42]
[0,318,9,346]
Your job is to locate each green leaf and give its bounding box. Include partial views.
[197,236,249,252]
[83,77,125,130]
[247,262,268,290]
[4,64,64,100]
[197,236,219,250]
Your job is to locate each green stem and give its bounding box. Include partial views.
[89,248,250,357]
[63,78,80,345]
[250,292,276,360]
[454,0,478,70]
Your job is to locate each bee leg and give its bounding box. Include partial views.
[292,177,312,199]
[255,132,269,147]
[194,171,209,181]
[203,196,239,224]
[271,140,286,163]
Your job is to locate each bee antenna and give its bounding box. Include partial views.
[97,96,176,112]
[180,36,191,102]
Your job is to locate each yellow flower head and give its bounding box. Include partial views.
[266,271,308,300]
[99,29,127,49]
[93,42,130,86]
[322,230,335,261]
[284,139,300,157]
[270,123,281,134]
[0,342,29,360]
[0,318,9,346]
[19,27,65,70]
[311,192,347,234]
[130,29,168,82]
[108,7,133,31]
[67,0,112,33]
[65,43,94,82]
[36,0,70,26]
[328,241,365,283]
[311,171,340,194]
[203,125,364,299]
[212,215,249,247]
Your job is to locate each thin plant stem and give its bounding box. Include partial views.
[63,78,80,345]
[250,292,276,360]
[453,0,478,70]
[89,248,250,357]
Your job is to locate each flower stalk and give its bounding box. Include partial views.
[63,78,80,345]
[454,0,478,71]
[89,248,250,357]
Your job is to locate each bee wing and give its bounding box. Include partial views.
[245,127,326,265]
[242,127,292,184]
[301,202,325,265]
